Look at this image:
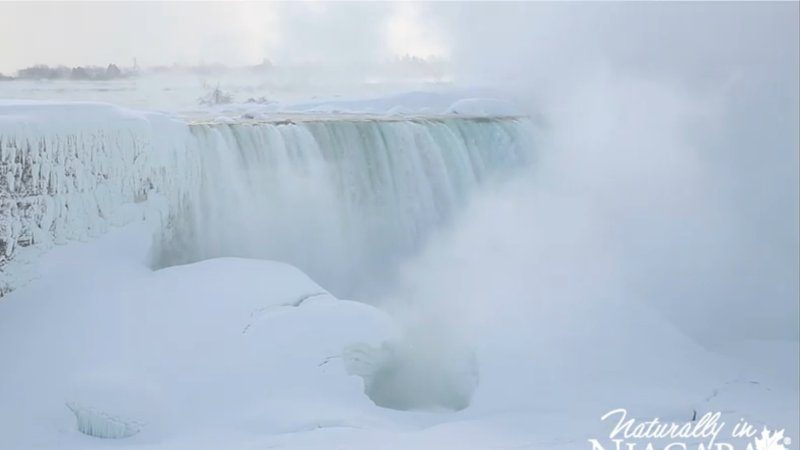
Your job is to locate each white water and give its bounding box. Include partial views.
[160,118,534,297]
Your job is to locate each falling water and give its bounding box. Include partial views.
[159,117,534,297]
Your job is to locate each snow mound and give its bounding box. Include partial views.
[0,226,399,448]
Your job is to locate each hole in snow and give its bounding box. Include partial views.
[343,336,478,411]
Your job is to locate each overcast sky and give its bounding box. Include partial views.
[1,2,796,84]
[0,2,451,73]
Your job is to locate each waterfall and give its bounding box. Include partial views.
[159,117,534,297]
[0,102,533,298]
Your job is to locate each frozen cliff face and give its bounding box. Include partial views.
[0,101,199,295]
[161,117,534,297]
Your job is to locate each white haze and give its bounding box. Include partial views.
[363,4,799,414]
[381,2,799,348]
[0,3,446,73]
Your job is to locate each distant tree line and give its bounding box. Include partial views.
[5,64,134,81]
[0,60,276,81]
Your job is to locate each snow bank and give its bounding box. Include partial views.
[0,225,399,448]
[1,222,796,450]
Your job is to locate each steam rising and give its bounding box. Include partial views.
[362,3,799,408]
[383,2,799,346]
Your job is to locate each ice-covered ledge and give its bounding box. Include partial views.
[186,113,527,126]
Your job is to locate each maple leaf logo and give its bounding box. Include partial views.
[754,427,790,450]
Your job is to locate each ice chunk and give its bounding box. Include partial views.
[65,402,144,439]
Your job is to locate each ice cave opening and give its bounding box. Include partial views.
[344,337,479,411]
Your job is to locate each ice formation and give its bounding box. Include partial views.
[65,402,144,439]
[0,101,534,296]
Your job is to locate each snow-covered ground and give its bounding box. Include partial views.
[0,213,796,449]
[0,73,517,119]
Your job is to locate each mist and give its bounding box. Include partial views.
[382,2,799,341]
[350,2,800,412]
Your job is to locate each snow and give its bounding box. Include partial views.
[0,74,524,121]
[0,220,796,450]
[0,222,396,449]
[0,100,199,294]
[191,93,522,122]
[446,98,519,116]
